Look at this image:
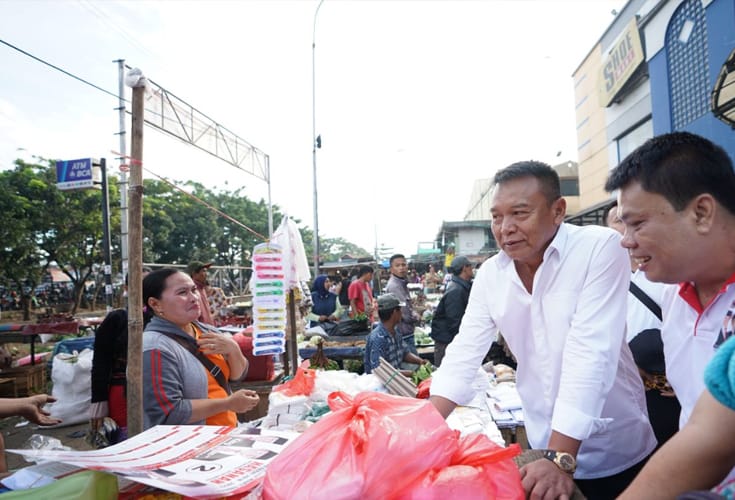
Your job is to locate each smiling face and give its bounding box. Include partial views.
[147,271,201,329]
[617,181,696,283]
[490,176,565,270]
[390,257,408,278]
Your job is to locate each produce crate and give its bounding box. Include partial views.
[0,364,46,397]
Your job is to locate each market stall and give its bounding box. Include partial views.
[2,359,532,499]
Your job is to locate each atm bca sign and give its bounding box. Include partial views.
[56,158,101,191]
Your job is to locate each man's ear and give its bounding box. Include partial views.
[553,197,567,224]
[691,194,716,233]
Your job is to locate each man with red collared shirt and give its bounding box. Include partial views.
[606,132,735,429]
[187,260,214,326]
[606,132,735,495]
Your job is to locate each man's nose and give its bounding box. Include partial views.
[620,227,635,249]
[501,217,516,234]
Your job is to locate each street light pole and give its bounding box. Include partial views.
[312,0,325,277]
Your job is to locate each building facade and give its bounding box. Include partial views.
[570,0,735,225]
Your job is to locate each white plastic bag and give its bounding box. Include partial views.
[46,348,93,426]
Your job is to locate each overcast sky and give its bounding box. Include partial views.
[0,0,625,258]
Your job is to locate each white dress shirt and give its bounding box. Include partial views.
[431,223,656,479]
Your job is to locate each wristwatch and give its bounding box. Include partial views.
[543,450,577,474]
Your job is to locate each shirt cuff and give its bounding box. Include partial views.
[551,400,612,441]
[89,401,109,420]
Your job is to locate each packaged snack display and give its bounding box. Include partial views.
[251,243,286,356]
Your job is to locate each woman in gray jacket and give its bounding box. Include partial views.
[142,268,259,429]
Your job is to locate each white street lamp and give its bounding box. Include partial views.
[312,0,325,276]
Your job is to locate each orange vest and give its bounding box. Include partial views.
[193,325,237,426]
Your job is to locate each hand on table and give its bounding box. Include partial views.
[520,458,575,500]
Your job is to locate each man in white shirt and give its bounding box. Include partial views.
[430,161,655,500]
[605,131,735,496]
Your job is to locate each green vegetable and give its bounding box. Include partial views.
[411,363,434,385]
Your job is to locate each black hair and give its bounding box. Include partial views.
[493,160,561,204]
[142,268,180,323]
[378,306,399,322]
[358,265,373,277]
[605,131,735,214]
[389,254,405,266]
[602,200,618,227]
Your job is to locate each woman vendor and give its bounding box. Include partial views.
[141,268,260,429]
[306,275,343,329]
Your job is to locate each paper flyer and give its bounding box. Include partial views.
[7,425,298,498]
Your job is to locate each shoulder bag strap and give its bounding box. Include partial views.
[159,331,232,395]
[629,281,663,321]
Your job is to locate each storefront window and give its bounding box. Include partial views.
[617,119,653,162]
[666,0,710,130]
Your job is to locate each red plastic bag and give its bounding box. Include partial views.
[416,377,432,399]
[261,391,459,500]
[399,433,524,499]
[272,367,316,397]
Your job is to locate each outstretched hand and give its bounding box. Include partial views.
[18,395,62,426]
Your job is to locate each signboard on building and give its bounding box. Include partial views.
[598,17,645,107]
[56,158,100,190]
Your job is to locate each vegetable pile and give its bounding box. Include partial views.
[411,362,434,385]
[308,339,339,370]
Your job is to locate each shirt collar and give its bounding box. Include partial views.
[678,270,735,313]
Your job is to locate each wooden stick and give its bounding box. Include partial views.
[373,358,417,397]
[126,84,146,438]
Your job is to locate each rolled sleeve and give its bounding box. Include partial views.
[552,399,613,440]
[430,265,497,406]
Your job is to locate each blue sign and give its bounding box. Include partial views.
[56,158,97,190]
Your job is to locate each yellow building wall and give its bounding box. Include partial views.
[574,44,612,209]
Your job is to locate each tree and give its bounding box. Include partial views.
[141,179,219,264]
[0,158,121,315]
[320,237,372,262]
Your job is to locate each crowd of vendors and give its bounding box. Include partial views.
[2,131,735,499]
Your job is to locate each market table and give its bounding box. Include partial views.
[298,335,368,368]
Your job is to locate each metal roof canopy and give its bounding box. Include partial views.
[712,47,735,128]
[565,199,615,227]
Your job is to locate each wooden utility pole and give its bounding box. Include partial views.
[127,76,146,437]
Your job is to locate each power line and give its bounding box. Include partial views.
[143,167,268,242]
[2,36,271,241]
[76,0,158,62]
[0,38,126,103]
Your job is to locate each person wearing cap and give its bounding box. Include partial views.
[429,255,473,367]
[187,260,214,325]
[384,254,421,355]
[363,293,427,376]
[429,161,654,500]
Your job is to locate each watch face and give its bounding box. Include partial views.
[556,453,577,472]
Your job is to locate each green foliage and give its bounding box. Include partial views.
[319,236,371,262]
[0,158,120,313]
[1,157,369,307]
[411,362,433,385]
